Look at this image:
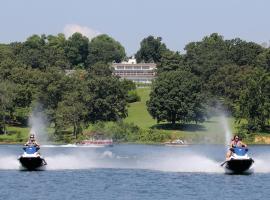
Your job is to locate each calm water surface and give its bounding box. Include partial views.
[0,144,270,200]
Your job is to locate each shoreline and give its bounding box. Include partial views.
[1,141,270,145]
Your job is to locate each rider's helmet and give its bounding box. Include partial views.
[29,134,35,141]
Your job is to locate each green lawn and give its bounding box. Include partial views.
[124,87,156,128]
[0,126,29,143]
[125,87,238,140]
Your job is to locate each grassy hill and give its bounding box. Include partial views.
[124,87,156,129]
[124,87,238,143]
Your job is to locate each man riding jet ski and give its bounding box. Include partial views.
[18,134,47,170]
[221,135,254,173]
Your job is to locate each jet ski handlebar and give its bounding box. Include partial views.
[230,146,248,151]
[23,145,40,151]
[230,147,249,155]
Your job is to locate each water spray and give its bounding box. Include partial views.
[219,115,232,147]
[28,104,48,144]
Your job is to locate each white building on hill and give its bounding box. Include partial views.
[112,58,156,83]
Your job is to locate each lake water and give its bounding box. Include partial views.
[0,144,270,200]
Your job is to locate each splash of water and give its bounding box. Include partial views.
[142,154,223,173]
[252,154,270,173]
[0,148,223,172]
[0,155,20,170]
[38,152,224,172]
[28,104,48,143]
[219,115,232,147]
[1,147,270,173]
[45,154,97,170]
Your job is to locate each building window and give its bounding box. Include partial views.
[142,66,149,69]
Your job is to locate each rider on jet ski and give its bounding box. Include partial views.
[25,134,40,148]
[226,135,247,160]
[20,133,47,169]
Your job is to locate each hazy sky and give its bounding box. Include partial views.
[1,0,270,55]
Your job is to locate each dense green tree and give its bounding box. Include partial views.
[226,38,263,66]
[147,70,206,124]
[135,36,168,63]
[45,34,70,69]
[0,61,42,125]
[54,69,128,137]
[184,34,264,81]
[87,34,125,66]
[56,91,88,139]
[35,68,70,121]
[53,71,90,138]
[0,44,13,62]
[2,67,67,125]
[65,33,89,68]
[0,58,23,80]
[254,48,270,71]
[85,76,127,122]
[207,65,255,112]
[119,79,140,103]
[120,79,136,91]
[87,62,113,77]
[12,34,69,70]
[47,33,66,49]
[236,68,270,132]
[13,35,48,69]
[8,67,44,107]
[0,81,15,134]
[157,50,185,73]
[184,33,231,79]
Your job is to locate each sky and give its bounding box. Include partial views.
[0,0,270,55]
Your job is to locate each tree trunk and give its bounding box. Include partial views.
[73,123,77,139]
[3,115,6,134]
[171,113,176,125]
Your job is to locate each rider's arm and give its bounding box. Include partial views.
[241,141,247,147]
[34,141,40,147]
[229,141,234,148]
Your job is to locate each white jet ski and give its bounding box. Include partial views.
[221,147,254,173]
[18,146,47,170]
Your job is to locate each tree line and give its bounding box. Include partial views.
[0,33,132,138]
[142,34,270,135]
[0,32,269,140]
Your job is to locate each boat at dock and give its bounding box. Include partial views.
[164,139,188,147]
[78,138,113,147]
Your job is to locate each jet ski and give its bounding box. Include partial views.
[18,146,47,170]
[221,147,254,173]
